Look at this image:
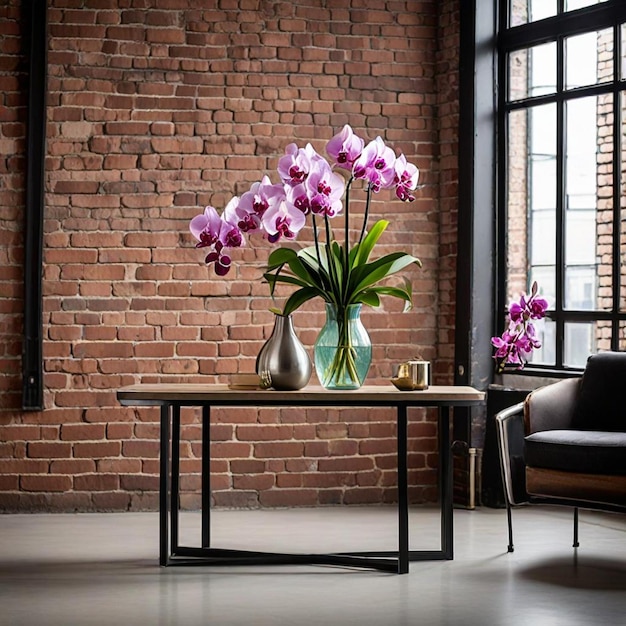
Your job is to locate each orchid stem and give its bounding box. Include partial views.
[312,214,323,270]
[358,183,372,245]
[343,176,354,304]
[324,214,340,305]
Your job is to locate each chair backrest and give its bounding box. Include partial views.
[524,377,580,434]
[571,351,626,432]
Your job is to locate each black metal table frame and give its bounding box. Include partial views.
[141,393,478,575]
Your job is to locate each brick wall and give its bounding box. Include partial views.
[0,0,459,512]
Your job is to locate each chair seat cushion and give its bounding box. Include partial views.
[525,430,626,475]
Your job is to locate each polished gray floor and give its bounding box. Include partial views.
[0,505,625,626]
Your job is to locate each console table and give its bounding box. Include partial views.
[117,384,484,574]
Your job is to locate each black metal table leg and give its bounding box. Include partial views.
[397,403,409,574]
[201,404,211,548]
[171,404,181,554]
[159,403,171,566]
[440,406,453,559]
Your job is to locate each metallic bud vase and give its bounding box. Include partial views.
[255,314,312,391]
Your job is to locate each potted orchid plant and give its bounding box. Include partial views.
[491,281,548,373]
[189,125,422,389]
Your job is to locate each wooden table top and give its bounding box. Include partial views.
[117,383,485,406]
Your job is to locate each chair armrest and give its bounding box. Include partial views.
[525,377,581,434]
[495,402,529,506]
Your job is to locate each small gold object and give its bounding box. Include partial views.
[391,360,430,391]
[228,373,270,390]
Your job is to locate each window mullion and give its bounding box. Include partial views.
[555,35,566,369]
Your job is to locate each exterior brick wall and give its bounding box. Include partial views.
[0,0,459,512]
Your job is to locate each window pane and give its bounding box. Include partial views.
[565,0,609,11]
[563,322,596,368]
[530,267,555,309]
[507,108,529,298]
[566,29,613,89]
[510,0,557,26]
[565,96,612,311]
[507,104,557,302]
[596,321,612,352]
[528,318,555,367]
[565,212,596,267]
[531,211,556,265]
[619,322,626,351]
[509,43,557,101]
[565,266,596,309]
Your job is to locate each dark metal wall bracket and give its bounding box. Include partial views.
[22,0,47,410]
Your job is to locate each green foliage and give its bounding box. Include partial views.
[263,219,421,316]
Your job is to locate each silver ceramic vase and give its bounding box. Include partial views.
[255,314,312,390]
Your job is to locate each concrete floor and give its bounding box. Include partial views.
[0,505,625,626]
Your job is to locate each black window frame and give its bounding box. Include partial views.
[496,0,626,375]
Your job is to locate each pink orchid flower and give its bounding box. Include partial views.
[394,154,419,202]
[492,281,548,371]
[233,176,285,233]
[327,124,364,171]
[189,205,223,248]
[306,159,345,218]
[261,198,307,243]
[189,204,245,276]
[352,137,397,192]
[277,143,323,186]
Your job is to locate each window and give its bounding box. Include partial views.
[498,0,626,371]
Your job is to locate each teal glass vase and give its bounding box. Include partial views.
[314,303,372,390]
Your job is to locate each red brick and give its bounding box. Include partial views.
[122,440,159,458]
[27,442,72,459]
[233,473,274,490]
[60,424,106,441]
[74,441,121,458]
[21,475,72,492]
[259,489,317,507]
[74,473,120,491]
[50,460,96,474]
[120,474,159,491]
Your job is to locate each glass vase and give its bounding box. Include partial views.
[255,313,312,391]
[314,303,372,390]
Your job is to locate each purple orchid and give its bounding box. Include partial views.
[285,182,311,215]
[394,154,419,202]
[491,281,548,372]
[305,159,345,218]
[277,143,323,187]
[352,136,397,192]
[189,205,223,248]
[189,203,245,276]
[327,124,364,171]
[189,125,421,278]
[232,176,285,233]
[529,296,549,319]
[261,198,307,244]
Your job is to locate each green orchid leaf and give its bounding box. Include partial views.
[267,247,298,271]
[282,286,326,316]
[366,284,414,311]
[350,252,420,296]
[354,219,389,267]
[263,272,310,290]
[285,256,318,285]
[355,290,381,307]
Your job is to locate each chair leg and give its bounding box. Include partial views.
[573,507,579,548]
[506,502,514,553]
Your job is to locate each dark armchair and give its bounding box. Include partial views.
[495,352,626,552]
